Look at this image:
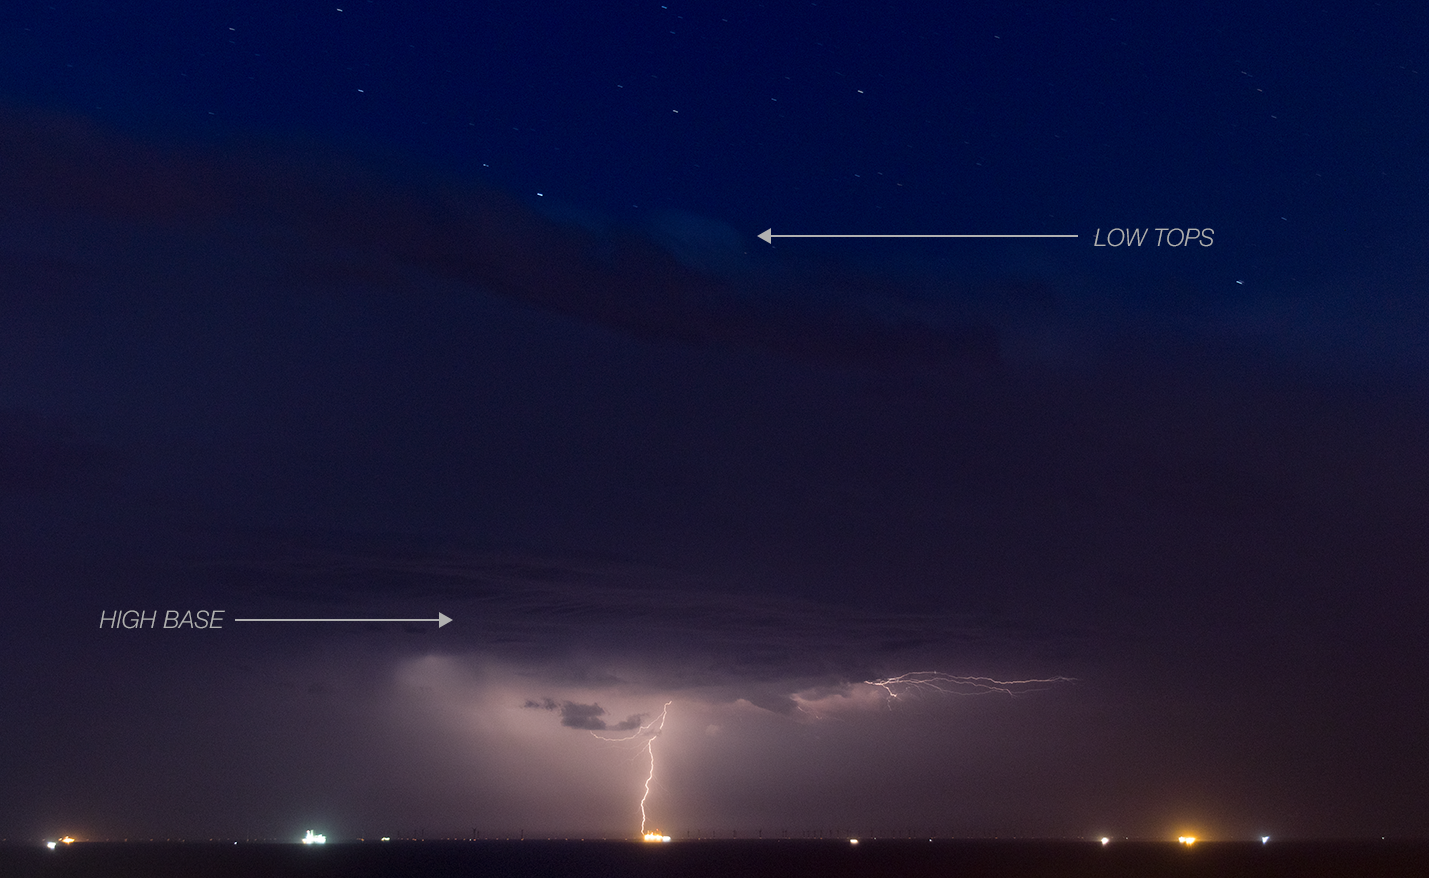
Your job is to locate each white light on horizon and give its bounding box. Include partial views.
[1100,837,1110,846]
[302,830,327,845]
[1262,836,1270,844]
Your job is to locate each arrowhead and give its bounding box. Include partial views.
[758,228,773,244]
[438,613,452,628]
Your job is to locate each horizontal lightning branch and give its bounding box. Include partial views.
[866,672,1076,699]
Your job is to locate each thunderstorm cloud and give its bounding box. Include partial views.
[525,697,647,732]
[4,97,1428,843]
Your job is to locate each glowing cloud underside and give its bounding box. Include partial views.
[575,671,1071,836]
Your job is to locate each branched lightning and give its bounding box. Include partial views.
[575,675,1066,834]
[637,702,671,836]
[592,700,672,837]
[866,672,1075,702]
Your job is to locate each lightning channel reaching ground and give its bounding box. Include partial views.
[582,676,1068,834]
[592,701,672,837]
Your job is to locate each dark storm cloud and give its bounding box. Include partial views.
[521,698,645,732]
[603,714,645,731]
[6,104,1426,390]
[555,701,610,730]
[563,703,642,732]
[199,536,1088,708]
[0,104,999,371]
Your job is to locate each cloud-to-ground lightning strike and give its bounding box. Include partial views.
[592,701,672,840]
[580,678,1067,836]
[866,672,1076,701]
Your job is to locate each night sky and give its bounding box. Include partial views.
[2,1,1428,844]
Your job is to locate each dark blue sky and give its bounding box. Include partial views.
[2,1,1428,844]
[8,2,1423,274]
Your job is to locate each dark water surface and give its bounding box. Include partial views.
[5,839,1426,877]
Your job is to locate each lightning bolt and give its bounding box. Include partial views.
[637,702,671,837]
[592,700,672,838]
[865,672,1075,701]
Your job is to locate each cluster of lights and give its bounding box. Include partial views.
[33,835,1280,852]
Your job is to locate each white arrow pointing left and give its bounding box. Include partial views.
[759,228,1077,243]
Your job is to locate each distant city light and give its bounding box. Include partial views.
[642,831,671,842]
[46,841,56,850]
[60,836,75,844]
[1100,837,1110,846]
[850,838,859,845]
[1178,836,1196,846]
[1261,836,1270,844]
[381,837,391,842]
[302,830,327,844]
